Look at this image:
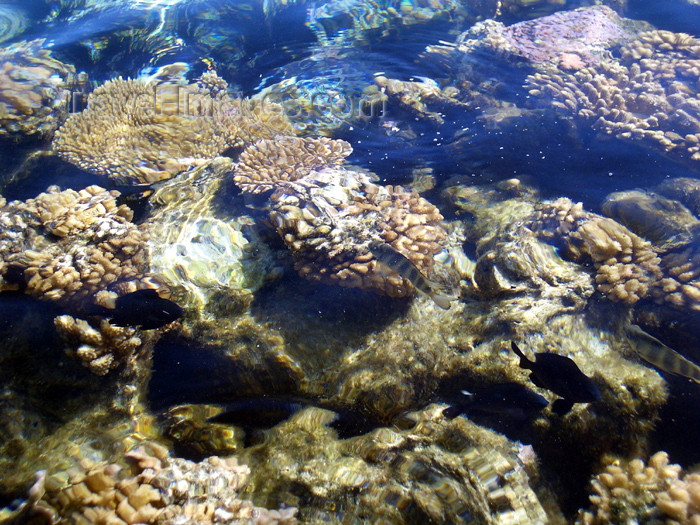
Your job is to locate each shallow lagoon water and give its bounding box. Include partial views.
[0,0,700,523]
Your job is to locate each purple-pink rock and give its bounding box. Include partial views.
[502,6,629,69]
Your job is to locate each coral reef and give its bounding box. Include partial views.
[0,291,163,496]
[0,39,75,140]
[234,136,451,298]
[527,30,700,166]
[239,405,560,523]
[367,74,465,124]
[577,451,700,524]
[525,197,664,306]
[144,157,285,316]
[53,72,294,185]
[54,315,143,376]
[0,185,150,304]
[520,194,700,313]
[17,441,297,524]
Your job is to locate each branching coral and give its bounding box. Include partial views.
[577,451,700,524]
[234,136,450,298]
[21,441,297,524]
[0,39,75,139]
[53,72,294,185]
[527,30,700,165]
[0,185,150,303]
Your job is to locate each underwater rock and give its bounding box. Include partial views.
[602,189,700,251]
[306,0,467,46]
[144,157,285,317]
[366,74,467,124]
[0,39,76,140]
[424,6,644,73]
[577,451,700,524]
[238,405,561,523]
[53,72,294,185]
[656,177,700,218]
[253,46,385,137]
[527,30,700,167]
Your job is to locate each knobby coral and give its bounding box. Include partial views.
[233,136,450,298]
[53,71,294,185]
[578,451,700,524]
[0,185,150,304]
[20,441,297,524]
[54,315,143,376]
[527,30,700,165]
[526,198,663,306]
[523,197,700,312]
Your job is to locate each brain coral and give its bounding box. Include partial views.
[53,71,294,185]
[527,30,700,165]
[0,39,75,139]
[233,137,450,298]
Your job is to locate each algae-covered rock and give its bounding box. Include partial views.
[240,405,563,523]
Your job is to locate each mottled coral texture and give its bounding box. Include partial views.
[0,185,149,303]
